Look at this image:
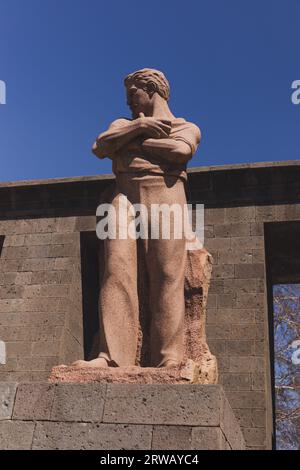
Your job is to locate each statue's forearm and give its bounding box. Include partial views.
[93,120,143,159]
[142,138,192,165]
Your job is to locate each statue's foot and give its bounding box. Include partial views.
[160,360,181,368]
[71,358,109,368]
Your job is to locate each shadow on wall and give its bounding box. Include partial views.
[80,232,102,361]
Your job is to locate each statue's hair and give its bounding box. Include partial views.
[124,68,170,101]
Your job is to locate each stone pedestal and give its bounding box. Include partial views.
[0,382,245,450]
[49,360,215,385]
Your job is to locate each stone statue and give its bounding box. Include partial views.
[54,68,217,383]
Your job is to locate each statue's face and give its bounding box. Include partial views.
[126,80,152,118]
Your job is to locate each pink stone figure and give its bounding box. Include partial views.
[74,69,201,369]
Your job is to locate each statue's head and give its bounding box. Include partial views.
[124,68,170,118]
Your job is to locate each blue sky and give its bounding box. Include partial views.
[0,0,299,182]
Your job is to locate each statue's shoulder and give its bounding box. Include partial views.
[173,118,201,139]
[110,117,132,128]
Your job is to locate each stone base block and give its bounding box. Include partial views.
[0,382,245,450]
[49,359,216,384]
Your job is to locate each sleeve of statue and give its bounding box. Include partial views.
[92,118,134,159]
[172,122,201,157]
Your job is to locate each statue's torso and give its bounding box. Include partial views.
[111,117,199,181]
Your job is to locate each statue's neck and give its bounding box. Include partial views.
[149,97,176,121]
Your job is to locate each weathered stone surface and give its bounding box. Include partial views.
[32,422,152,450]
[214,223,250,238]
[227,391,265,409]
[0,371,49,383]
[223,372,252,390]
[0,383,17,420]
[205,238,231,251]
[243,427,266,447]
[13,383,54,420]
[152,425,194,450]
[252,409,266,427]
[103,384,222,426]
[234,408,253,428]
[50,360,204,385]
[234,264,265,279]
[191,427,227,450]
[50,383,106,422]
[219,250,253,265]
[225,207,255,223]
[183,248,218,384]
[213,264,234,279]
[0,382,245,450]
[0,421,35,449]
[205,208,225,225]
[221,390,246,450]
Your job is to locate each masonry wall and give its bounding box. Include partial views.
[0,219,84,381]
[0,383,245,450]
[1,161,300,450]
[203,205,300,450]
[188,163,300,450]
[204,206,270,450]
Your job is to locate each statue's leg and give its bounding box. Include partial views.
[142,176,187,367]
[98,192,139,367]
[147,236,186,367]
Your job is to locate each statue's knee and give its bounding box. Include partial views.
[103,269,134,288]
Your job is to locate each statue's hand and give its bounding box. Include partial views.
[137,112,171,139]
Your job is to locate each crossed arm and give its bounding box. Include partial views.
[92,116,199,165]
